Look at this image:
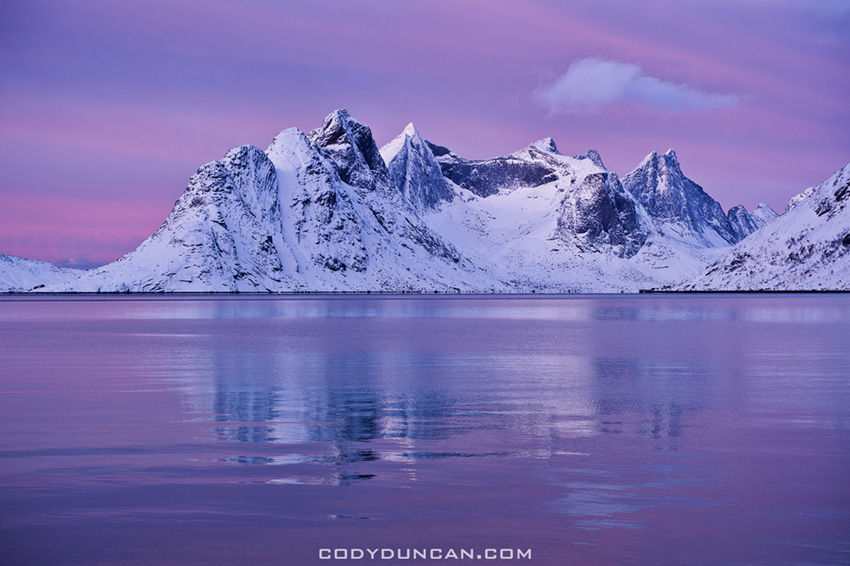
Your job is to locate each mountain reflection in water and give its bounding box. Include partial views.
[1,294,848,565]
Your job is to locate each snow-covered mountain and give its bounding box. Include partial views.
[403,138,681,292]
[621,149,739,247]
[56,110,498,292]
[727,203,779,241]
[380,123,453,210]
[685,162,850,291]
[1,253,79,292]
[28,109,847,293]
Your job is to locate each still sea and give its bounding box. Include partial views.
[1,294,848,565]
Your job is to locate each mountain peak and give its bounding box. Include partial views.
[640,149,679,169]
[727,202,779,240]
[754,203,777,216]
[530,137,559,154]
[583,149,605,169]
[309,109,389,189]
[402,122,419,138]
[311,109,363,145]
[380,121,453,210]
[623,148,738,245]
[330,108,354,123]
[380,123,424,166]
[638,150,659,168]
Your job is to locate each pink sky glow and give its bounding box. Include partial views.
[1,0,848,267]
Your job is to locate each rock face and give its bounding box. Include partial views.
[24,109,847,293]
[622,149,739,246]
[534,146,647,259]
[727,203,779,241]
[434,141,559,198]
[686,162,850,290]
[428,139,647,258]
[380,123,453,210]
[555,171,645,258]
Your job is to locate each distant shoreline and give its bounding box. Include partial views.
[3,289,848,299]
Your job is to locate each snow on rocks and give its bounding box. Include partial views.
[20,109,846,293]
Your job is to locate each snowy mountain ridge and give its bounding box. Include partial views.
[4,109,846,293]
[686,162,850,291]
[1,253,79,292]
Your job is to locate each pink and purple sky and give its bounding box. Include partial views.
[2,0,848,268]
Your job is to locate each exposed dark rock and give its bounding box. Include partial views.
[623,149,739,245]
[309,109,391,192]
[439,156,557,197]
[554,172,647,258]
[425,140,452,157]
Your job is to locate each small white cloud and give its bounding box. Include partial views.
[535,57,738,114]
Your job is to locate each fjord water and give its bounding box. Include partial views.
[1,295,848,565]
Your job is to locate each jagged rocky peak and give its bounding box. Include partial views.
[622,148,739,246]
[635,149,679,182]
[308,109,390,190]
[401,121,418,137]
[586,149,605,169]
[726,205,760,241]
[530,137,559,154]
[727,202,780,241]
[623,149,678,203]
[380,122,454,210]
[379,122,424,164]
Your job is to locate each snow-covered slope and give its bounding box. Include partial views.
[1,253,79,292]
[417,139,730,292]
[419,141,649,292]
[686,162,850,290]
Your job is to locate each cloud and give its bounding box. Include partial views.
[535,57,739,114]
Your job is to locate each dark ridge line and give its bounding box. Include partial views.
[638,289,848,294]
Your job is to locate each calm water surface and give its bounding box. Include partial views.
[1,294,848,565]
